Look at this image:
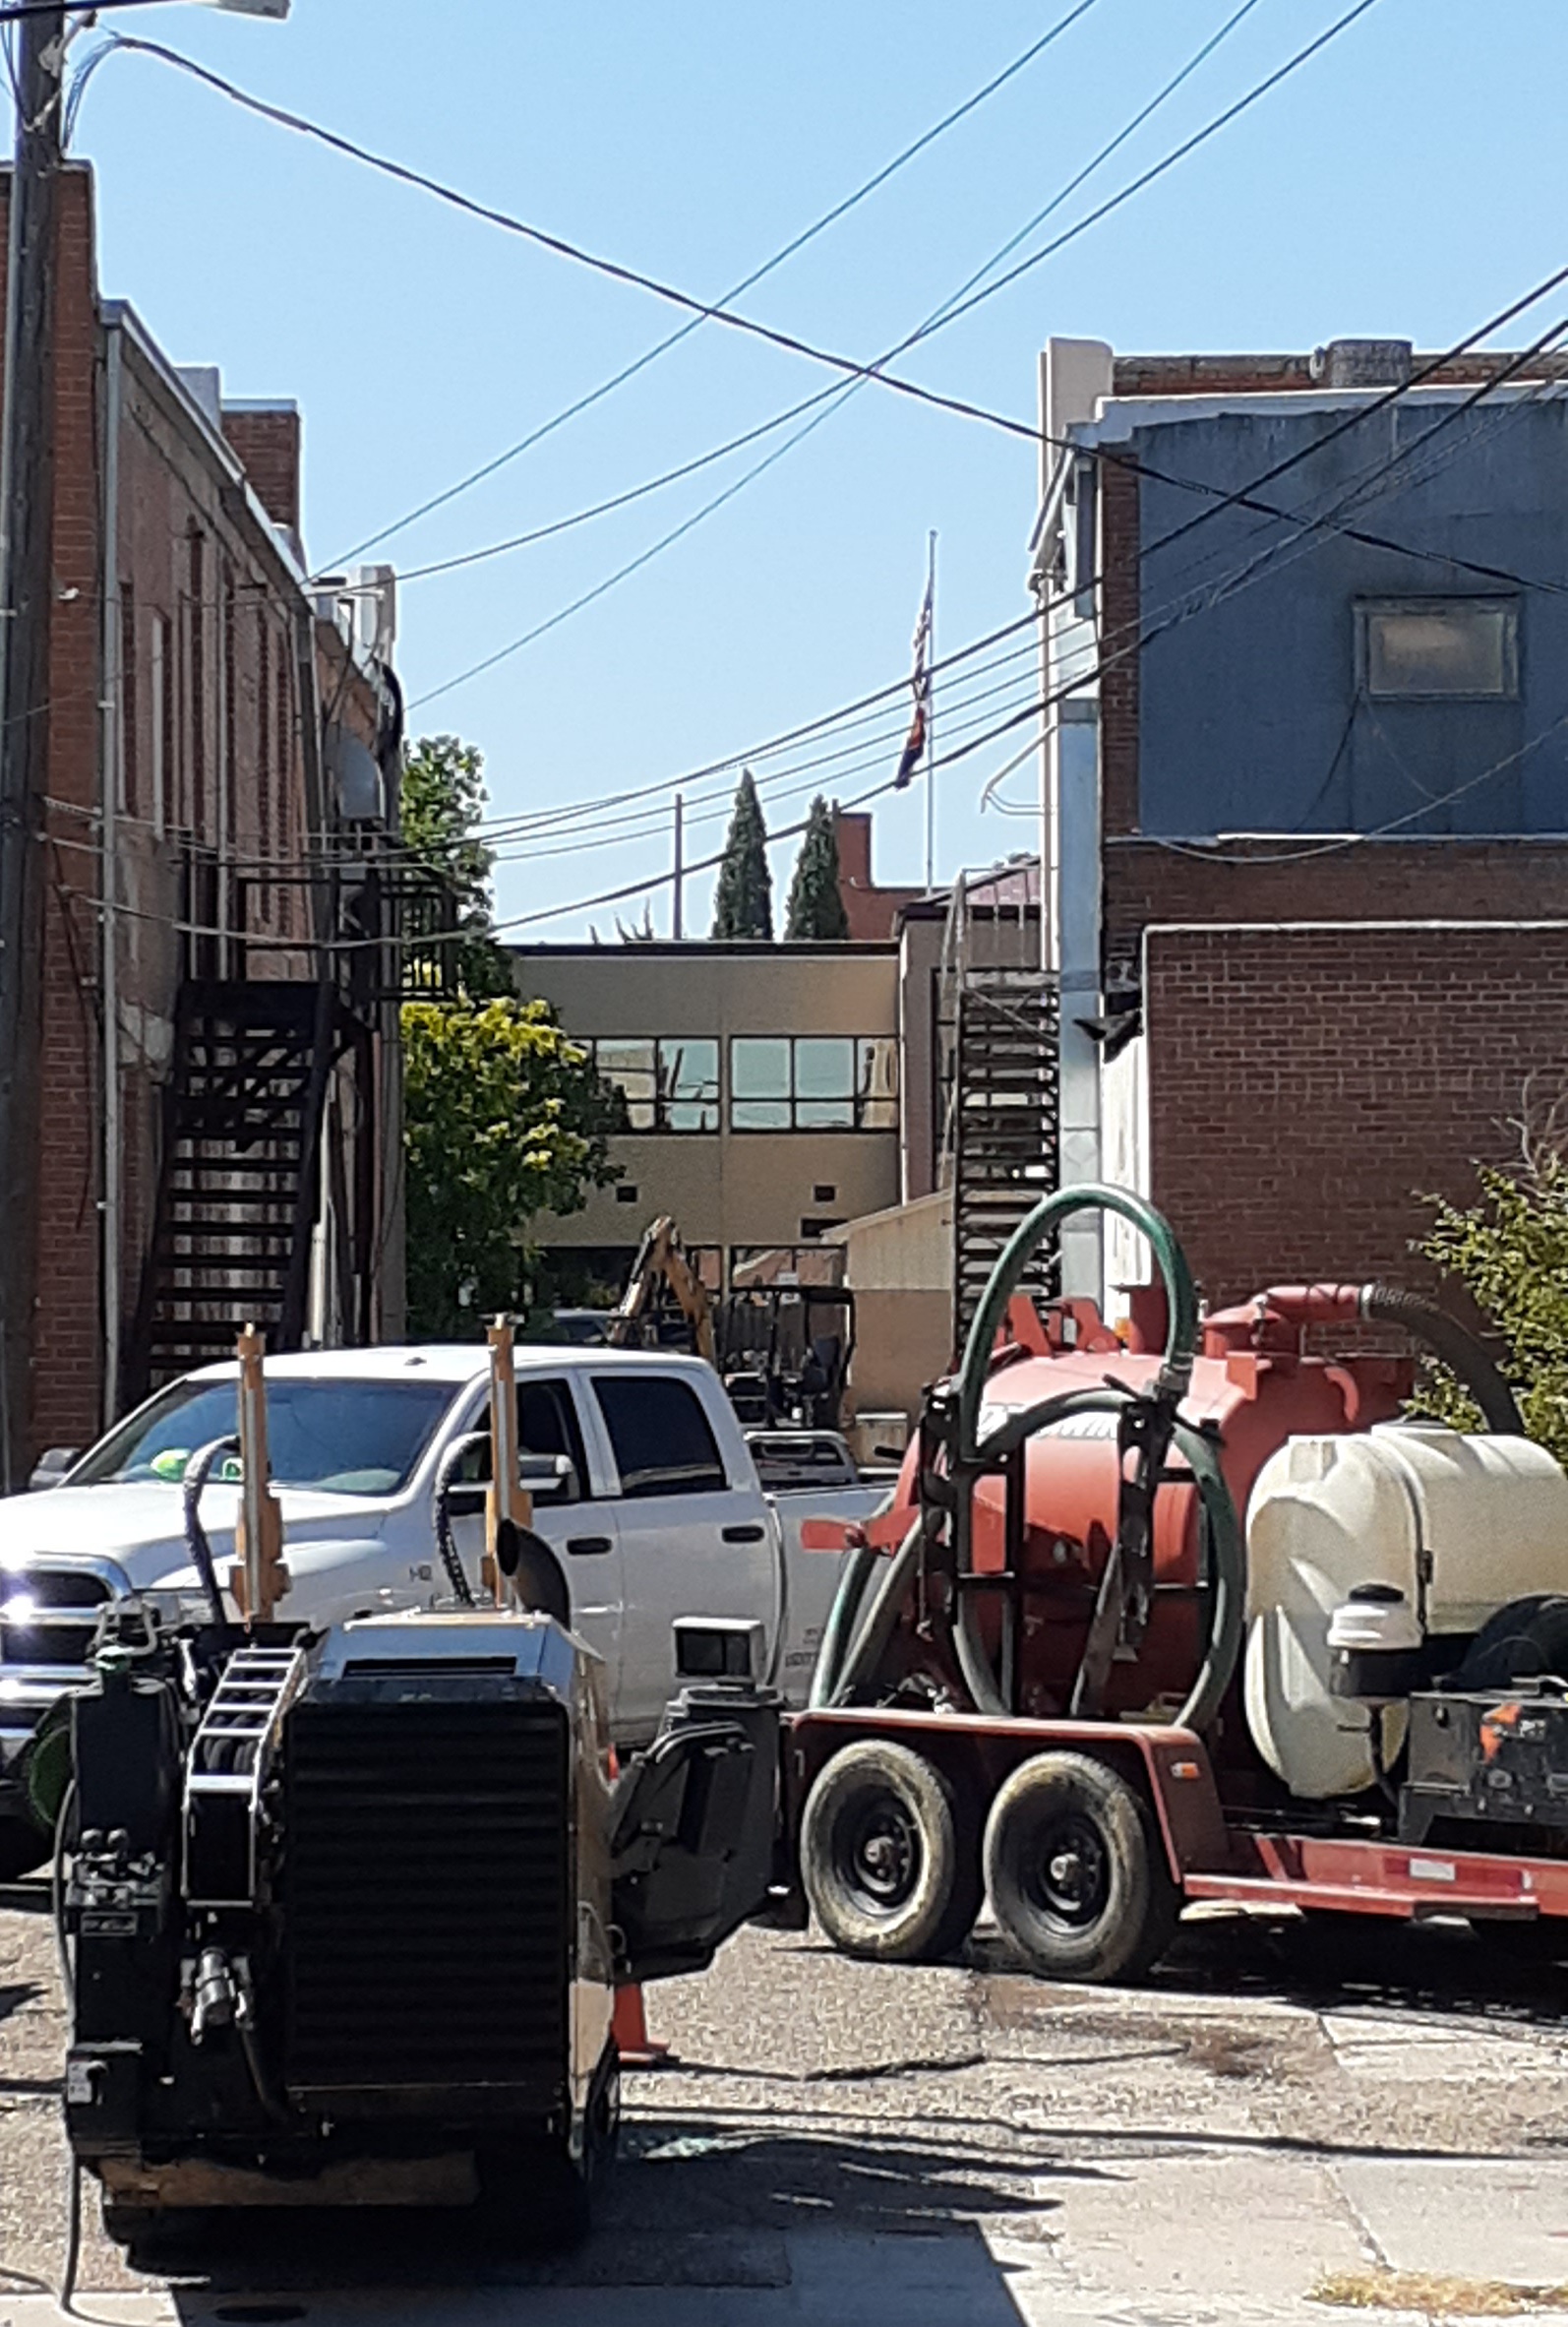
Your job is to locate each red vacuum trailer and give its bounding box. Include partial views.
[786,1186,1568,1982]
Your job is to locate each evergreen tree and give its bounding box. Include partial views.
[784,795,849,941]
[710,769,773,940]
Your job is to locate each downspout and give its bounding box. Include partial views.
[99,318,123,1428]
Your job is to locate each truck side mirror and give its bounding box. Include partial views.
[29,1447,80,1493]
[518,1454,576,1503]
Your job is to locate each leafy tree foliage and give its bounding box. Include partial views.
[711,769,773,941]
[400,733,512,997]
[1410,1152,1568,1464]
[784,795,849,942]
[403,998,621,1338]
[397,733,622,1334]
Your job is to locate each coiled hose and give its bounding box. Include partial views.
[814,1185,1245,1738]
[1360,1282,1523,1436]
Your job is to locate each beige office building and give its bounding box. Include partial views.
[512,941,902,1294]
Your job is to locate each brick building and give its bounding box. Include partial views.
[1031,335,1568,1311]
[5,164,405,1475]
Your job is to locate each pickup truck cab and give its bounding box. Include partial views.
[0,1344,877,1875]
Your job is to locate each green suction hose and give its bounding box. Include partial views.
[954,1182,1198,1464]
[807,1184,1244,1736]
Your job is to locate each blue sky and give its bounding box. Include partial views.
[69,0,1568,935]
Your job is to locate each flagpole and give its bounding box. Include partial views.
[924,529,936,890]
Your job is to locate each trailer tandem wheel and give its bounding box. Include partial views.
[984,1750,1178,1985]
[800,1740,982,1963]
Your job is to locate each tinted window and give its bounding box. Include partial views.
[73,1377,455,1497]
[455,1378,588,1501]
[593,1376,729,1499]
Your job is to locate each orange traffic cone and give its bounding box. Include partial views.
[613,1983,670,2068]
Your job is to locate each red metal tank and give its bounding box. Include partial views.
[898,1286,1412,1719]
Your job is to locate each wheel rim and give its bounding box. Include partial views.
[1022,1809,1111,1931]
[841,1790,923,1918]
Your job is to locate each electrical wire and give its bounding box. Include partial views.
[327,0,1109,571]
[356,0,1269,590]
[103,3,1384,477]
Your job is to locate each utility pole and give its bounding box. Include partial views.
[671,792,684,939]
[0,5,63,1491]
[924,529,937,892]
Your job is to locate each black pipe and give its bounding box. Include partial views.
[182,1436,239,1630]
[1359,1283,1524,1436]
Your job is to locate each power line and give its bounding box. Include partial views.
[106,2,1384,472]
[387,0,1272,600]
[325,0,1109,571]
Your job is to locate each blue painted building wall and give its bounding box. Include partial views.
[1131,395,1568,838]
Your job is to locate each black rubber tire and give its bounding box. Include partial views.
[983,1750,1178,1986]
[800,1741,982,1964]
[0,1815,47,1883]
[1453,1595,1568,1691]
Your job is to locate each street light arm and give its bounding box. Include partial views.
[0,1,286,21]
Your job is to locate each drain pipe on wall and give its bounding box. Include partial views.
[98,320,123,1429]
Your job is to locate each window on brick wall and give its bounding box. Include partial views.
[119,583,137,818]
[1357,598,1519,701]
[151,613,171,838]
[256,613,271,924]
[187,530,207,834]
[221,561,237,873]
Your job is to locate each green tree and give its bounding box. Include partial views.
[784,795,849,941]
[400,733,511,997]
[711,768,773,941]
[402,997,622,1338]
[1410,1148,1568,1465]
[397,732,623,1334]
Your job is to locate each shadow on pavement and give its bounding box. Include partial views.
[122,2117,1076,2295]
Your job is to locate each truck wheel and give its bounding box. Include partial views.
[801,1741,981,1964]
[984,1751,1177,1986]
[0,1816,47,1883]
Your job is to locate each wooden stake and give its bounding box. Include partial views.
[230,1323,288,1625]
[483,1316,532,1608]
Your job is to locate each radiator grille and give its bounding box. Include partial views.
[282,1686,571,2109]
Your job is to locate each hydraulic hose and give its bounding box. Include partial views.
[948,1186,1241,1734]
[431,1432,487,1607]
[810,1537,881,1710]
[1360,1282,1524,1437]
[182,1437,239,1631]
[829,1522,923,1708]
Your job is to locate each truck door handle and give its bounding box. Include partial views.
[722,1523,765,1544]
[566,1535,614,1558]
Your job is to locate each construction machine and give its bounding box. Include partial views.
[52,1324,777,2251]
[788,1185,1568,1982]
[603,1216,716,1364]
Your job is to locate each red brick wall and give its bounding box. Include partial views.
[0,165,324,1455]
[220,405,300,535]
[28,169,102,1454]
[1104,837,1568,995]
[832,808,924,942]
[1098,459,1141,839]
[1110,352,1568,399]
[1142,921,1568,1307]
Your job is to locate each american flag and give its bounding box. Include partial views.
[894,576,933,789]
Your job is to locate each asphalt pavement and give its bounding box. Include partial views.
[7,1888,1568,2325]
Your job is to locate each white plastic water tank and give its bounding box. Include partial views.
[1243,1424,1568,1801]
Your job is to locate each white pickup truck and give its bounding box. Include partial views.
[0,1344,885,1876]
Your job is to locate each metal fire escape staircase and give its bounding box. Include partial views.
[940,867,1060,1352]
[130,980,340,1393]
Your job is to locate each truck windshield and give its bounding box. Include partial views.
[70,1378,459,1498]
